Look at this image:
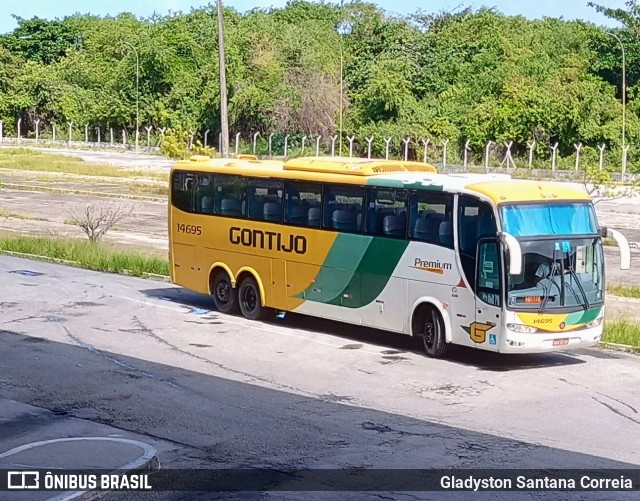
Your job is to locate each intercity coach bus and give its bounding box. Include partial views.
[169,155,630,357]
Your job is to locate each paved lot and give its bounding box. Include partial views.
[1,256,640,477]
[2,150,640,498]
[0,190,167,252]
[0,145,174,171]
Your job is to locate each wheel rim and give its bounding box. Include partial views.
[242,285,258,313]
[216,280,231,304]
[422,311,436,351]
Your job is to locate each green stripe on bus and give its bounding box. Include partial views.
[324,237,409,308]
[367,178,444,191]
[565,306,602,326]
[295,234,372,301]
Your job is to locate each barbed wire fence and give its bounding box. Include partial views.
[0,120,636,182]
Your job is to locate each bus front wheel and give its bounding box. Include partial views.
[414,305,448,358]
[238,276,270,321]
[212,270,239,314]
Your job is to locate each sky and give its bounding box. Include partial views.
[0,0,626,34]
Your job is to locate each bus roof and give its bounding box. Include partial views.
[172,156,590,204]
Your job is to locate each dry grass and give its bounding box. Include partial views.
[0,148,168,181]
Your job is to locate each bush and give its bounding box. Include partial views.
[160,127,216,160]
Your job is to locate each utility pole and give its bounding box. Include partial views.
[121,41,139,150]
[606,32,626,181]
[217,0,229,158]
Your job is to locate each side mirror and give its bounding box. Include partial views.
[602,226,631,270]
[500,232,522,276]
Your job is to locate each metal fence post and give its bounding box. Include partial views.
[573,143,582,171]
[598,144,606,171]
[484,141,492,169]
[441,138,449,168]
[366,136,374,159]
[384,137,392,160]
[527,140,536,169]
[403,137,411,161]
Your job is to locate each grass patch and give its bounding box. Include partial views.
[608,285,640,299]
[128,182,169,196]
[0,148,168,181]
[0,236,169,277]
[602,321,640,349]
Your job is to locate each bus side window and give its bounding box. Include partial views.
[284,182,321,227]
[409,192,454,248]
[458,195,497,292]
[477,240,502,306]
[323,185,364,233]
[172,170,195,213]
[365,188,408,238]
[214,175,247,218]
[249,179,283,222]
[194,174,214,214]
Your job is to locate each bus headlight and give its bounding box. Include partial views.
[506,323,538,333]
[586,317,603,329]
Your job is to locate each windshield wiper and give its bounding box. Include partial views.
[539,262,559,313]
[566,263,590,310]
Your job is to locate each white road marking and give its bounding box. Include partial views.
[0,436,157,501]
[117,295,185,312]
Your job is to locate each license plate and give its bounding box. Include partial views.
[553,338,569,346]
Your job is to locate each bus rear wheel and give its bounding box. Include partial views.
[212,270,238,314]
[238,276,269,321]
[415,305,448,358]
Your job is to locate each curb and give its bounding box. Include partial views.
[600,341,640,354]
[1,250,80,266]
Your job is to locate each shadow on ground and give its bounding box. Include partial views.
[1,329,638,500]
[140,287,591,373]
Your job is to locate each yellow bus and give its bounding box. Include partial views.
[169,155,630,357]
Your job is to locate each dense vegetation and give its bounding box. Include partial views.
[0,1,638,167]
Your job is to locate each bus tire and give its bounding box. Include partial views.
[212,270,239,314]
[238,276,270,321]
[414,305,448,358]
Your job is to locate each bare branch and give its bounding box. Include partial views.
[582,166,640,205]
[68,202,134,243]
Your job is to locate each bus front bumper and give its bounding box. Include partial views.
[498,327,602,354]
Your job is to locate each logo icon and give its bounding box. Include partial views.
[462,322,495,343]
[489,334,497,345]
[7,471,39,490]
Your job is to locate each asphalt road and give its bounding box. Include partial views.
[1,256,640,500]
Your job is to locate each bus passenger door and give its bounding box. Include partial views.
[270,259,287,311]
[474,239,502,351]
[172,243,199,291]
[321,267,361,323]
[286,262,323,316]
[362,271,404,332]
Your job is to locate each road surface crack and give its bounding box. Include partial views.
[63,326,182,389]
[125,315,318,399]
[591,396,640,426]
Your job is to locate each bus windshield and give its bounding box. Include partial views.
[501,202,598,237]
[506,237,604,312]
